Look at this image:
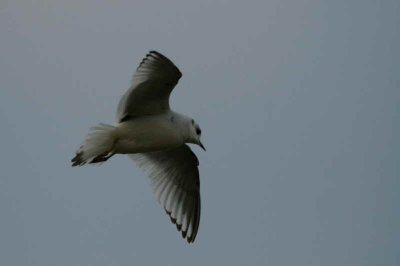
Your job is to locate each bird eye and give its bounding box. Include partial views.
[196,128,201,135]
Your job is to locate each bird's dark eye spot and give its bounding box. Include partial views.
[191,119,194,125]
[196,128,201,135]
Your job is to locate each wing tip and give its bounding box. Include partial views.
[165,207,199,243]
[71,151,84,166]
[138,50,182,78]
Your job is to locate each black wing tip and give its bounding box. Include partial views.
[146,50,167,62]
[71,152,84,166]
[183,230,196,243]
[140,50,182,78]
[165,208,198,243]
[148,50,161,56]
[148,50,168,58]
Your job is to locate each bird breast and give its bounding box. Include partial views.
[113,114,184,154]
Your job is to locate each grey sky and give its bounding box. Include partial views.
[1,0,399,265]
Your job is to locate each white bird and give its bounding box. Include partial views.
[72,51,204,243]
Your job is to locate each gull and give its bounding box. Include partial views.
[71,51,204,243]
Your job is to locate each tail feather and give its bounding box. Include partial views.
[72,123,116,166]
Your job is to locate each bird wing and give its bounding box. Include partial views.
[117,51,182,122]
[129,144,201,243]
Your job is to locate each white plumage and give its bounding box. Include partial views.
[72,51,204,243]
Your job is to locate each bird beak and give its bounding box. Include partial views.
[199,142,206,151]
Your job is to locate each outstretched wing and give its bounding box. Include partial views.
[117,51,182,122]
[129,145,201,243]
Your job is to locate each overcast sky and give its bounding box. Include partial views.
[1,0,399,265]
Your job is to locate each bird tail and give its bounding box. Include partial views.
[71,123,116,166]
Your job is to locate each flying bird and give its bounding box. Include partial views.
[71,51,204,243]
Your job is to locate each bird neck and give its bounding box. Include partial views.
[170,111,193,143]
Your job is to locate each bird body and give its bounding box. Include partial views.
[114,112,188,154]
[72,51,204,243]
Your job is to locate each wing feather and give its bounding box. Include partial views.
[129,144,201,243]
[117,51,182,121]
